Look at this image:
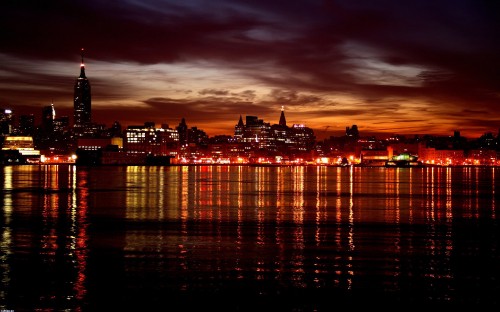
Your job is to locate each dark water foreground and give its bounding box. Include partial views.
[0,165,498,310]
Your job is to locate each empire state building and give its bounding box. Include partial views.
[73,49,91,133]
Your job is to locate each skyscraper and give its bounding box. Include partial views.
[0,109,14,135]
[176,118,188,146]
[73,48,91,133]
[18,114,35,136]
[42,103,55,133]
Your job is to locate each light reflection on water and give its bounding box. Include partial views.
[0,165,499,310]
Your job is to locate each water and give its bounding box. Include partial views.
[0,165,498,310]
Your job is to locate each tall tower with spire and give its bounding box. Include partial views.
[234,115,245,140]
[73,48,91,133]
[279,105,287,127]
[42,102,56,133]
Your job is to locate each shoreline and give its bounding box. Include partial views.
[2,163,499,168]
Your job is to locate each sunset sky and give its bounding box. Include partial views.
[1,0,499,139]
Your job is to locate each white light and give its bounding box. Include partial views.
[5,109,12,114]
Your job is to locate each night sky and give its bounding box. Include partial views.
[1,0,499,139]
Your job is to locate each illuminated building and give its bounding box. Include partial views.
[81,123,106,137]
[124,123,179,157]
[271,107,289,150]
[238,115,273,150]
[361,148,391,166]
[0,109,14,135]
[288,124,316,152]
[1,136,40,163]
[231,109,316,159]
[279,105,287,126]
[466,149,497,165]
[74,137,123,165]
[77,137,123,151]
[37,102,74,154]
[73,49,91,135]
[234,115,245,140]
[418,144,465,165]
[53,116,70,135]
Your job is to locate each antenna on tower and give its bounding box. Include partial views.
[79,48,87,78]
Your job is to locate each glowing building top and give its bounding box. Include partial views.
[79,49,87,79]
[279,106,287,127]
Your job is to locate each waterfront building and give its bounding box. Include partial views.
[418,144,465,165]
[466,149,498,165]
[77,137,123,151]
[360,148,391,166]
[1,136,40,163]
[124,123,179,157]
[231,109,316,161]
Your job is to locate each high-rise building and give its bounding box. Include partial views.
[234,115,245,140]
[187,126,208,146]
[18,114,35,136]
[73,48,91,133]
[0,109,14,135]
[110,121,122,137]
[53,116,70,134]
[176,118,188,146]
[346,125,359,139]
[272,108,288,149]
[42,103,55,133]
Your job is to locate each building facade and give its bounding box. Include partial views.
[73,49,91,134]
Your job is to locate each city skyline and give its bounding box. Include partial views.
[1,1,500,139]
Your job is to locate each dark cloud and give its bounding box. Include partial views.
[198,89,230,96]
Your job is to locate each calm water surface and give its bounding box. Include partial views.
[0,165,498,310]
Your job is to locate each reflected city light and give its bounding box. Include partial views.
[493,168,496,220]
[0,166,13,303]
[1,165,498,309]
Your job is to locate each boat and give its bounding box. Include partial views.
[385,152,423,167]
